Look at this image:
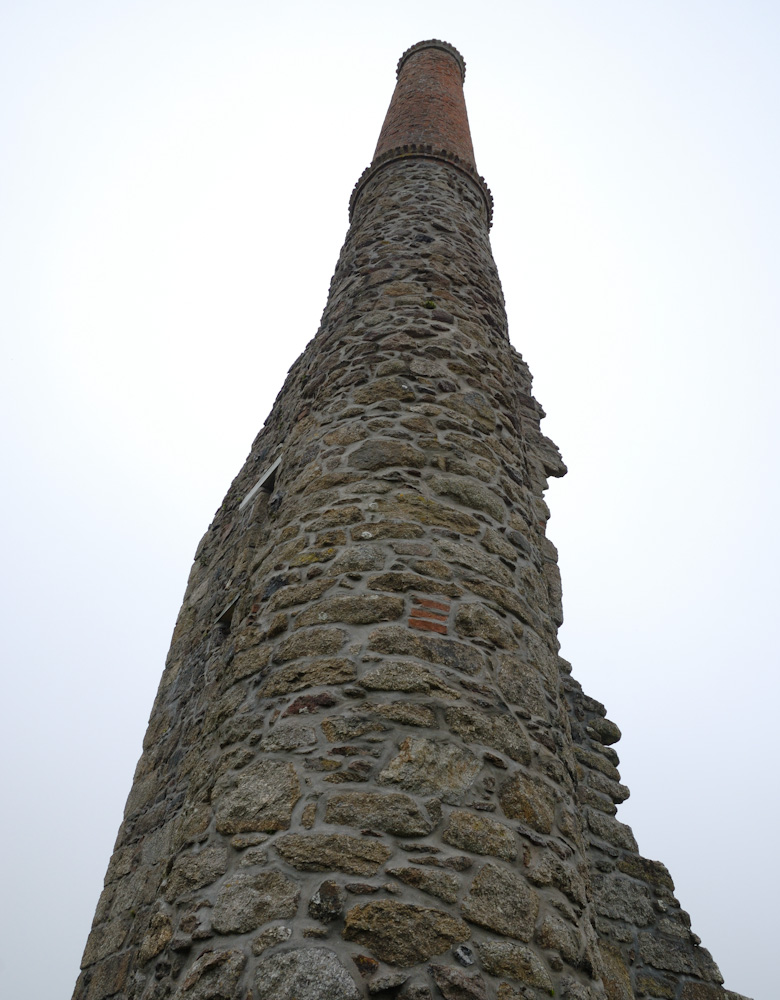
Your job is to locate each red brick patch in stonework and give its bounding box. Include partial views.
[409,596,450,635]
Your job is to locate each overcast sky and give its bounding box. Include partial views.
[1,3,777,998]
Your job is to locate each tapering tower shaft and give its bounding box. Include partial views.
[74,40,747,1000]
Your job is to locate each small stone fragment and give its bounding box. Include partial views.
[308,880,346,922]
[251,924,292,956]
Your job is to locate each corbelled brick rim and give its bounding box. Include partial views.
[349,147,494,228]
[396,38,467,82]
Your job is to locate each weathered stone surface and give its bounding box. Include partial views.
[254,947,361,1000]
[428,475,505,521]
[592,873,654,926]
[498,771,556,833]
[275,627,347,662]
[321,714,386,741]
[479,940,553,991]
[308,879,347,922]
[536,912,582,965]
[342,900,469,965]
[259,722,317,752]
[259,657,357,696]
[212,871,300,933]
[295,594,405,628]
[379,737,482,802]
[386,866,461,903]
[428,964,488,1000]
[349,439,426,470]
[275,833,391,874]
[360,662,460,698]
[164,845,227,901]
[443,809,517,860]
[368,971,411,994]
[368,626,483,676]
[461,863,539,940]
[587,809,638,851]
[617,855,674,891]
[497,655,550,717]
[454,603,516,648]
[638,932,701,975]
[137,912,172,964]
[599,943,634,1000]
[251,924,292,955]
[445,706,531,764]
[370,701,437,727]
[325,791,436,836]
[375,492,481,535]
[214,760,300,834]
[174,949,246,1000]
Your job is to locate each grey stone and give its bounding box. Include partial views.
[461,863,539,941]
[343,900,470,965]
[251,924,292,955]
[325,790,436,836]
[174,949,245,1000]
[443,809,517,860]
[379,737,481,803]
[254,947,361,1000]
[428,964,488,1000]
[479,941,552,990]
[308,879,346,922]
[213,760,301,834]
[164,846,227,902]
[275,833,391,874]
[212,871,299,933]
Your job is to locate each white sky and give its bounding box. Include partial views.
[1,3,777,998]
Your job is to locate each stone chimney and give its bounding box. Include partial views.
[73,41,750,1000]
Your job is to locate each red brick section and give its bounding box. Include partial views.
[374,40,476,170]
[409,595,451,635]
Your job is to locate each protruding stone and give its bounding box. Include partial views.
[308,879,346,922]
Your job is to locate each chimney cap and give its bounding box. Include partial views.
[397,39,466,82]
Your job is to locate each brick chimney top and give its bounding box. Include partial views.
[350,40,493,226]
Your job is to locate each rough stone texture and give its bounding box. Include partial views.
[254,947,361,1000]
[342,900,470,965]
[461,863,539,941]
[325,791,436,836]
[429,964,488,1000]
[73,39,749,1000]
[479,940,553,991]
[211,871,299,933]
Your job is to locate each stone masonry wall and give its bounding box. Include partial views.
[73,84,752,1000]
